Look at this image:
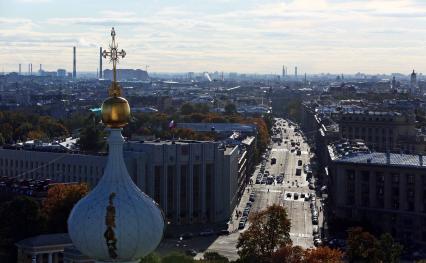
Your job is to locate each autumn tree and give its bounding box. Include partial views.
[42,183,89,233]
[346,227,379,263]
[237,204,292,263]
[303,247,344,263]
[272,245,304,263]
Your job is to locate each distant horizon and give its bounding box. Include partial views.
[1,0,426,74]
[2,69,423,78]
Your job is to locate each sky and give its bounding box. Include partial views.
[0,0,426,74]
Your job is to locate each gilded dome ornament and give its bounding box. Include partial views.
[101,27,130,128]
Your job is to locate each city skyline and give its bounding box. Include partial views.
[1,0,426,74]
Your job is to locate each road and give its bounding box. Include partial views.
[195,118,322,260]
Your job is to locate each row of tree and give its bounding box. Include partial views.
[0,111,69,143]
[235,204,404,263]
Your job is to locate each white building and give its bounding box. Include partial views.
[0,140,239,224]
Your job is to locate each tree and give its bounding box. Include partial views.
[42,183,89,233]
[202,251,229,262]
[346,227,379,263]
[140,253,162,263]
[272,245,303,263]
[377,233,403,263]
[162,252,194,263]
[78,125,106,152]
[181,103,195,115]
[237,204,292,262]
[303,247,344,263]
[224,103,237,115]
[0,196,46,263]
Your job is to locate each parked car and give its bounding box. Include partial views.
[314,239,322,247]
[286,192,292,198]
[179,232,194,240]
[294,193,299,200]
[298,160,302,166]
[199,229,215,236]
[313,225,319,234]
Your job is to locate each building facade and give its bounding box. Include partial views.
[328,148,426,246]
[0,140,239,225]
[338,111,419,153]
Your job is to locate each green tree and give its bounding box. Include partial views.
[224,103,237,115]
[181,103,195,115]
[346,227,379,263]
[237,204,292,263]
[377,233,403,263]
[162,252,194,263]
[78,125,106,152]
[42,183,89,233]
[0,196,46,263]
[202,251,229,262]
[140,253,162,263]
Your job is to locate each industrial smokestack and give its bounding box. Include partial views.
[40,64,42,71]
[19,64,21,75]
[73,46,76,79]
[295,66,298,78]
[30,63,32,75]
[99,47,103,78]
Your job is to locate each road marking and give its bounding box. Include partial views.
[290,233,311,238]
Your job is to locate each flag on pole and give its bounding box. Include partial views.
[169,120,176,129]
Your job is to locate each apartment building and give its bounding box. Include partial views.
[328,143,426,245]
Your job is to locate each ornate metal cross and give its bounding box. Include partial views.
[102,27,126,84]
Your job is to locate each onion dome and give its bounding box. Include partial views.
[67,27,165,262]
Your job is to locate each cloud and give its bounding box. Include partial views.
[1,0,426,73]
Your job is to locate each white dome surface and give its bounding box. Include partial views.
[68,129,165,262]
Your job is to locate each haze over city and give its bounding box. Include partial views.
[1,0,426,74]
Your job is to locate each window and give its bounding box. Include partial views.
[407,174,415,185]
[392,173,399,184]
[181,145,189,155]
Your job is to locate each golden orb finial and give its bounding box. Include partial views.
[101,27,130,128]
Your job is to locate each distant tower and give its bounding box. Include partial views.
[295,66,298,78]
[391,76,396,90]
[99,47,103,78]
[19,64,21,75]
[282,65,285,78]
[73,46,76,79]
[410,70,417,94]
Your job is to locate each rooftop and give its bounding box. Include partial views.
[329,140,426,168]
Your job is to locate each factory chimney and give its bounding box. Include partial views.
[73,46,76,79]
[19,64,21,75]
[99,47,103,78]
